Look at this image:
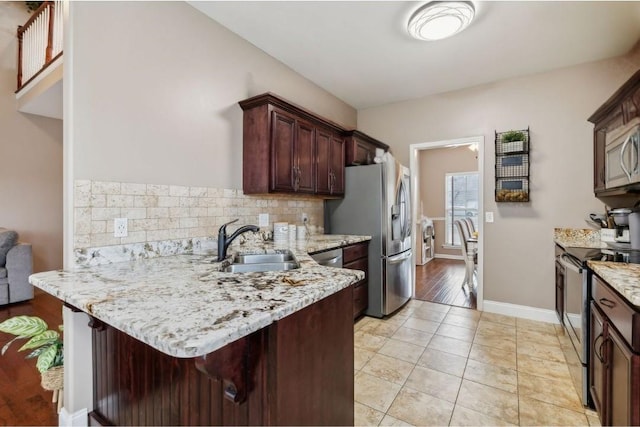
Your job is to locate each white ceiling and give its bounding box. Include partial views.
[190,1,640,110]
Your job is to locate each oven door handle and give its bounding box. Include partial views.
[559,254,582,274]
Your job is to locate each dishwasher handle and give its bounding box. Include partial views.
[321,254,343,267]
[310,248,343,268]
[559,253,583,274]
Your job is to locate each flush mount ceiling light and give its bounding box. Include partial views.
[407,1,475,41]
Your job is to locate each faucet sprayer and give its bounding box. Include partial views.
[217,219,260,261]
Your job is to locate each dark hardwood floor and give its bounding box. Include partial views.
[415,258,477,309]
[0,290,62,426]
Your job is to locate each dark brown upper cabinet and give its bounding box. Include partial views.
[344,130,389,166]
[270,109,315,194]
[240,93,346,196]
[316,128,345,196]
[589,69,640,205]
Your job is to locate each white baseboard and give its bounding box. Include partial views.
[483,300,560,324]
[434,254,463,260]
[59,407,88,427]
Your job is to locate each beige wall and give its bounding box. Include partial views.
[358,53,640,310]
[418,146,478,257]
[0,3,63,272]
[71,1,356,189]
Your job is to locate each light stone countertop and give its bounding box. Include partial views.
[587,261,640,308]
[554,228,605,249]
[30,234,371,358]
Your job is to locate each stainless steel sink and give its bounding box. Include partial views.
[233,252,295,264]
[223,251,299,273]
[224,261,299,273]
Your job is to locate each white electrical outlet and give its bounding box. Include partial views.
[258,213,269,227]
[301,213,308,223]
[485,212,494,223]
[114,218,128,237]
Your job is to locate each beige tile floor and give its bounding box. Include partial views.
[353,299,601,426]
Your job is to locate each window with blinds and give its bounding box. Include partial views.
[445,172,479,246]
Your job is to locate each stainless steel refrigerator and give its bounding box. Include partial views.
[325,158,413,317]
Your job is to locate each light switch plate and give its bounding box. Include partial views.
[258,213,269,227]
[485,212,494,223]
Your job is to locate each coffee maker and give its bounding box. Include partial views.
[609,208,631,244]
[630,211,640,250]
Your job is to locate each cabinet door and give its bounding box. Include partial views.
[315,129,332,194]
[354,138,374,165]
[316,131,345,196]
[295,120,315,194]
[608,325,640,426]
[590,302,607,420]
[329,135,345,195]
[271,110,296,192]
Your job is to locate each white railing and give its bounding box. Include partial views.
[17,1,64,91]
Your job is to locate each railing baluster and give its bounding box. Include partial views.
[15,1,64,92]
[46,2,53,62]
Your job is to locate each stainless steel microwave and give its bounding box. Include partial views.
[605,117,640,189]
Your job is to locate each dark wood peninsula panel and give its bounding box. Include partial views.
[88,285,354,426]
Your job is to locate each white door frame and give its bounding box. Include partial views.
[409,135,485,311]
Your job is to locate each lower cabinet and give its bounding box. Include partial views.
[589,276,640,426]
[88,286,354,426]
[342,241,369,319]
[590,302,607,418]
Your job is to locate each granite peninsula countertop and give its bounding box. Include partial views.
[30,234,371,358]
[587,261,640,308]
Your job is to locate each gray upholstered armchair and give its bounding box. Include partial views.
[0,228,33,305]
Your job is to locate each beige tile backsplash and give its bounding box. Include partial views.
[74,180,324,249]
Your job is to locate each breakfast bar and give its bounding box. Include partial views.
[29,235,369,426]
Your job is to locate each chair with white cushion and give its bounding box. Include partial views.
[455,220,476,291]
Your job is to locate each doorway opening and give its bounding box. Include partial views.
[409,136,484,311]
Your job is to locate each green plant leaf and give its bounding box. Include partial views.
[52,344,63,367]
[36,345,57,373]
[25,347,46,359]
[0,316,47,338]
[1,336,22,355]
[18,330,59,352]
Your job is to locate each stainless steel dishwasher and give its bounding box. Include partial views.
[310,248,343,268]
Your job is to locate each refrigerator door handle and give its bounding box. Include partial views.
[387,250,412,264]
[397,178,410,240]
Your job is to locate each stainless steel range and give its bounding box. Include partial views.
[556,246,596,406]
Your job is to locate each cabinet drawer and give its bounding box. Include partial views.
[592,275,640,352]
[354,280,368,318]
[344,257,368,280]
[343,242,368,264]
